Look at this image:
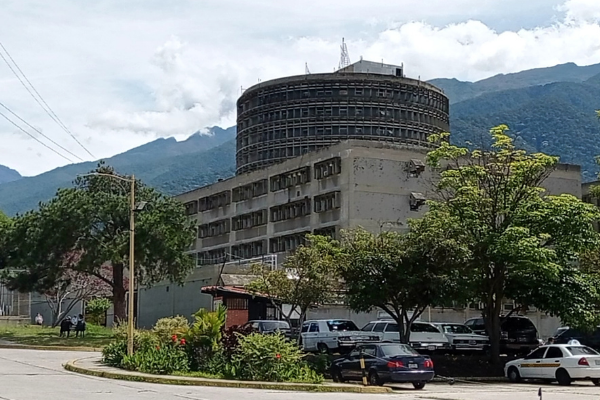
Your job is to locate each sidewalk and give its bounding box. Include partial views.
[65,356,392,393]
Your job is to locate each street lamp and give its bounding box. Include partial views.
[80,172,144,356]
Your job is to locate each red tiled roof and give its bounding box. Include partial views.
[201,285,272,299]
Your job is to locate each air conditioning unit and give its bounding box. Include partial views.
[408,159,426,176]
[409,192,427,211]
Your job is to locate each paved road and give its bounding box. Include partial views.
[1,349,600,400]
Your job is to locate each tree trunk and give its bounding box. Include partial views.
[112,263,126,323]
[484,298,503,364]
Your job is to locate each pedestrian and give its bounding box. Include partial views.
[75,314,86,338]
[34,313,43,326]
[546,337,555,345]
[59,317,71,338]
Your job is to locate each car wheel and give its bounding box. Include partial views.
[556,369,572,386]
[592,378,600,386]
[368,371,383,386]
[507,367,521,383]
[331,368,345,383]
[317,343,329,354]
[412,381,426,390]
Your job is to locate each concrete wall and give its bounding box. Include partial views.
[29,292,84,326]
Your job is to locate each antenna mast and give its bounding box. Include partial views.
[338,38,351,70]
[305,62,311,74]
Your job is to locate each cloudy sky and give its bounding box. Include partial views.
[2,0,600,176]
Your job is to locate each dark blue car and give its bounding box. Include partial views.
[331,343,435,389]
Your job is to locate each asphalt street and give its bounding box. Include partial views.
[0,348,599,400]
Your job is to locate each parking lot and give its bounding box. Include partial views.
[1,348,600,400]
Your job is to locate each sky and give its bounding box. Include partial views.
[2,0,600,176]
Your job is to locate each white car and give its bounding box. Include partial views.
[361,320,450,351]
[504,344,600,386]
[300,319,380,353]
[432,323,489,351]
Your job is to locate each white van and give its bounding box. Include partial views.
[361,320,450,351]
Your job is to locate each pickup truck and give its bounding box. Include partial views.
[300,319,380,353]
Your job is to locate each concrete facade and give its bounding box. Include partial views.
[137,139,582,333]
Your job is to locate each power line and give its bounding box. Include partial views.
[0,101,84,162]
[0,40,95,159]
[0,110,74,163]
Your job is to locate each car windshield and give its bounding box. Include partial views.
[380,344,419,357]
[567,346,599,356]
[261,321,289,330]
[442,324,473,334]
[327,320,359,331]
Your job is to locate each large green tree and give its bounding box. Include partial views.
[3,163,196,321]
[337,225,469,343]
[424,125,600,362]
[247,234,341,328]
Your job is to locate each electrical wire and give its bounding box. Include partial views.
[0,110,74,163]
[0,101,84,162]
[0,40,95,158]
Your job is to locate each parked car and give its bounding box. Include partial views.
[330,342,435,389]
[432,323,489,351]
[361,320,450,352]
[300,319,380,353]
[244,320,291,338]
[464,316,539,354]
[504,344,600,386]
[553,327,600,350]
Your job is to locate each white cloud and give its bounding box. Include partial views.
[0,0,599,176]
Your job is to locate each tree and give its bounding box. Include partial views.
[423,125,600,362]
[247,235,341,328]
[337,226,469,343]
[41,267,112,327]
[0,211,10,269]
[3,162,196,322]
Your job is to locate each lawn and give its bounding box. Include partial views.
[0,324,115,348]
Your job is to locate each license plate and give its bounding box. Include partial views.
[469,340,476,345]
[517,337,527,343]
[408,363,418,369]
[427,345,436,351]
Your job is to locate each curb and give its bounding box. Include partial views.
[432,376,507,383]
[0,344,101,352]
[64,359,392,393]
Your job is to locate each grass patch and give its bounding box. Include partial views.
[172,371,225,379]
[0,324,114,348]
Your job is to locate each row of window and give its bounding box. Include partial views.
[238,125,436,148]
[198,218,231,238]
[232,179,268,202]
[240,106,446,129]
[198,191,231,212]
[232,210,268,231]
[270,198,311,222]
[314,158,341,179]
[195,226,338,265]
[314,192,341,213]
[270,167,311,191]
[240,85,448,115]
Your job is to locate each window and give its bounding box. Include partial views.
[380,344,419,357]
[373,323,386,333]
[466,318,485,332]
[232,210,267,231]
[361,345,377,357]
[545,347,564,358]
[314,192,341,213]
[524,348,547,359]
[301,323,309,333]
[314,157,341,179]
[270,198,311,222]
[198,191,231,211]
[362,323,375,332]
[269,231,310,253]
[231,240,267,259]
[411,323,440,333]
[184,201,198,215]
[326,320,359,331]
[309,323,319,333]
[567,346,599,356]
[198,219,230,238]
[232,179,268,202]
[270,167,311,191]
[385,323,400,332]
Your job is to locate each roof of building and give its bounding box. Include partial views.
[201,285,275,301]
[219,274,257,287]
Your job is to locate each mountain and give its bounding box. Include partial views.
[0,165,21,184]
[0,127,235,216]
[430,62,600,104]
[450,73,600,182]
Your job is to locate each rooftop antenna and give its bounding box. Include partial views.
[305,62,311,75]
[339,38,351,70]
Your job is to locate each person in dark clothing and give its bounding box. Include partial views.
[59,318,71,338]
[75,314,86,338]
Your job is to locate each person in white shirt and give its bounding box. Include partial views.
[34,313,43,325]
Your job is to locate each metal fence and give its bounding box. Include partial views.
[0,283,30,317]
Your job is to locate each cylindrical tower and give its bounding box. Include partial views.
[235,60,449,175]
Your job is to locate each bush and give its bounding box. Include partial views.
[228,332,323,383]
[122,343,189,374]
[85,298,111,325]
[102,340,127,367]
[101,330,160,367]
[153,316,189,343]
[221,324,254,357]
[185,305,226,370]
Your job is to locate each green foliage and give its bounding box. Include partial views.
[3,162,196,320]
[338,226,469,343]
[185,305,227,370]
[153,316,189,343]
[122,342,190,375]
[102,340,127,367]
[227,332,322,383]
[85,298,112,325]
[247,234,341,325]
[421,125,600,361]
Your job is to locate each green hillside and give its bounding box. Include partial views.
[0,128,235,216]
[0,165,21,184]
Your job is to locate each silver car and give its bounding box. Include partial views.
[433,323,489,351]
